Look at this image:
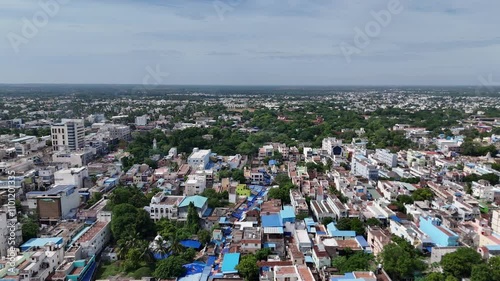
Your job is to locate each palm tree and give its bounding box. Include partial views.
[150,235,170,260]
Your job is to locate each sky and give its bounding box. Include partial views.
[1,0,499,86]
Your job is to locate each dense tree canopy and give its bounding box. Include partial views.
[380,237,427,280]
[440,247,483,279]
[236,255,259,281]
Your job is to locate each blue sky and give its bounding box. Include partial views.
[1,0,499,85]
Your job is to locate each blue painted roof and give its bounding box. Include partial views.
[326,222,356,237]
[305,256,314,263]
[221,253,240,274]
[264,242,276,248]
[179,195,208,208]
[262,214,283,227]
[280,206,296,220]
[355,236,369,248]
[269,160,278,166]
[21,237,63,251]
[304,218,315,226]
[389,215,402,223]
[486,245,500,251]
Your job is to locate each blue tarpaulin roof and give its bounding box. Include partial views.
[180,240,202,249]
[389,215,402,223]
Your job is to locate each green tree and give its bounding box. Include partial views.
[255,248,272,261]
[412,188,434,201]
[471,264,490,281]
[332,252,373,274]
[232,169,246,184]
[154,256,187,278]
[424,272,446,281]
[197,229,211,245]
[322,217,334,226]
[366,218,381,227]
[381,240,426,280]
[21,217,39,242]
[187,202,200,234]
[236,255,259,281]
[109,186,149,208]
[440,247,483,279]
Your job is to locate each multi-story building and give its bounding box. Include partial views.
[374,149,398,167]
[75,220,111,258]
[187,148,211,169]
[185,174,207,196]
[39,167,56,186]
[0,242,65,281]
[147,194,208,221]
[105,124,131,141]
[135,115,148,126]
[366,226,391,256]
[419,216,459,247]
[11,135,45,156]
[148,193,184,221]
[52,150,93,167]
[240,227,262,254]
[322,137,343,156]
[28,185,81,225]
[0,209,22,257]
[492,210,500,234]
[51,119,85,151]
[54,167,89,189]
[351,154,378,180]
[262,265,314,281]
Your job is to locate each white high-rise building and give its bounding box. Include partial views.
[322,137,343,156]
[135,115,148,126]
[374,149,398,167]
[493,210,500,234]
[51,119,85,151]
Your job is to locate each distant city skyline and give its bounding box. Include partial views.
[1,0,499,86]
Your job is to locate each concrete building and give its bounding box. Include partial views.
[351,154,378,180]
[177,195,208,220]
[54,167,89,189]
[52,150,93,168]
[0,209,22,257]
[147,193,184,221]
[185,174,207,196]
[419,216,459,247]
[240,227,262,254]
[28,185,81,225]
[187,148,211,169]
[492,210,500,234]
[135,115,148,126]
[75,220,111,258]
[11,135,45,156]
[374,149,398,167]
[51,119,85,151]
[322,137,343,156]
[0,242,65,281]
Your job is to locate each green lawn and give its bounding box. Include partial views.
[95,261,122,279]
